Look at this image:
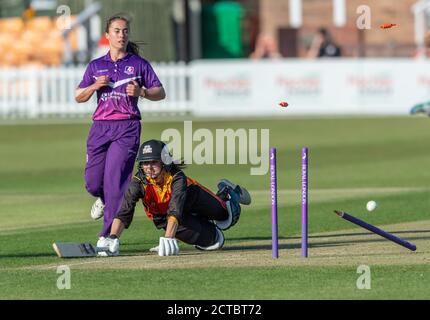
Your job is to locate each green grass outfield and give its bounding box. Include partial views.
[1,116,430,299]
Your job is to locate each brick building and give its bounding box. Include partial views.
[256,0,418,57]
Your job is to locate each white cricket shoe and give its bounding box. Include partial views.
[90,198,105,220]
[217,179,251,205]
[96,236,107,248]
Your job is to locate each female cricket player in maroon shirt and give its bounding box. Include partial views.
[96,140,252,257]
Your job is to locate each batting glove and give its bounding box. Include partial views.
[97,236,119,257]
[158,237,179,256]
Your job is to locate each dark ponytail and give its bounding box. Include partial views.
[126,41,140,56]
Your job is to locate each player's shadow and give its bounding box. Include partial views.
[308,229,430,239]
[73,229,430,255]
[229,229,430,242]
[309,234,430,248]
[223,241,346,251]
[223,230,430,252]
[0,252,56,259]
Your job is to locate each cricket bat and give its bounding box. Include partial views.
[53,242,97,258]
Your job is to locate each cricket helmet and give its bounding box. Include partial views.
[136,139,173,165]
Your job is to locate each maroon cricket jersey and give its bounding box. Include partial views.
[78,52,163,120]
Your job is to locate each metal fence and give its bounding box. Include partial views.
[3,59,425,120]
[0,62,190,119]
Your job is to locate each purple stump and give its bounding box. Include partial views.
[301,147,309,257]
[334,210,417,251]
[270,147,278,259]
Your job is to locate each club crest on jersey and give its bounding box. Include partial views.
[100,92,109,101]
[142,145,152,154]
[124,66,135,75]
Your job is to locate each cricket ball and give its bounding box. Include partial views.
[366,200,377,212]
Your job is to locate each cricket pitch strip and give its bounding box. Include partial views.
[17,219,430,271]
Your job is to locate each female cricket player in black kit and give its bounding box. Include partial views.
[97,139,251,256]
